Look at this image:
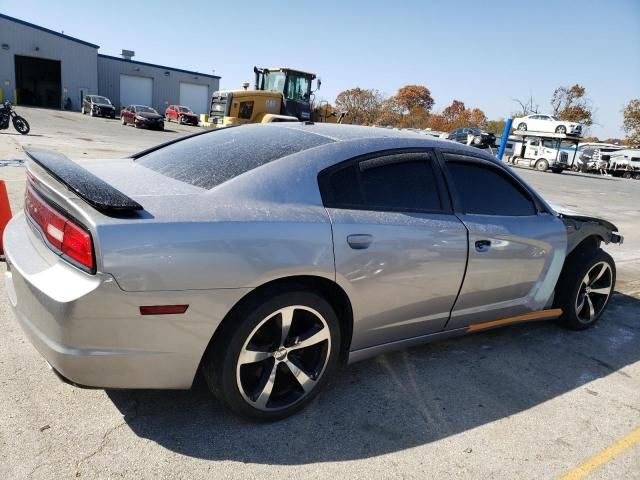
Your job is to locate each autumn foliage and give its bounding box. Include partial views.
[333,84,487,132]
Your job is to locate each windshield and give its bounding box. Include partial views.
[93,96,111,105]
[263,71,286,93]
[135,106,157,114]
[286,72,312,102]
[178,107,193,113]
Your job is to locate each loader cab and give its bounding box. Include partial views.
[254,67,317,121]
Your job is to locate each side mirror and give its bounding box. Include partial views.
[316,78,322,90]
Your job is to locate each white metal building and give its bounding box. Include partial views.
[98,55,219,114]
[0,13,220,114]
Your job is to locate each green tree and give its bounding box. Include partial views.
[487,119,507,135]
[622,99,640,145]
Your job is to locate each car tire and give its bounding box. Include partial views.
[555,248,615,330]
[121,116,126,125]
[517,123,527,131]
[551,168,563,174]
[89,109,95,117]
[555,125,567,134]
[535,159,549,172]
[81,106,85,115]
[178,116,184,125]
[201,290,341,421]
[623,171,632,179]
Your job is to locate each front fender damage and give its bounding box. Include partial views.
[560,214,624,254]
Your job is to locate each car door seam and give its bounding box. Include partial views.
[442,213,470,330]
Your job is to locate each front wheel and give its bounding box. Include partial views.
[12,116,30,135]
[535,158,549,172]
[555,248,615,330]
[202,290,341,421]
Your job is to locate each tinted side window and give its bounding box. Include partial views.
[321,152,443,212]
[445,157,536,216]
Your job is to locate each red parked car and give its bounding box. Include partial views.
[165,105,199,125]
[120,105,164,130]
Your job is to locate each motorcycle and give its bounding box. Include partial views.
[0,101,30,135]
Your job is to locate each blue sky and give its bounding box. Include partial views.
[2,0,639,137]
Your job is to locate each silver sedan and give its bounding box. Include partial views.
[3,123,622,420]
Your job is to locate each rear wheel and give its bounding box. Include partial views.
[623,171,632,179]
[517,122,527,131]
[555,248,615,330]
[551,167,563,174]
[202,290,341,421]
[555,125,567,134]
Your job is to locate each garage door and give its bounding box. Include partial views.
[179,83,209,115]
[120,75,153,109]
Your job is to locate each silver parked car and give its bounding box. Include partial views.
[3,123,623,421]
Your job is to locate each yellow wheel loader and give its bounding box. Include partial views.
[208,67,344,127]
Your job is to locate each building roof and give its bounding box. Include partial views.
[98,54,221,80]
[0,13,100,49]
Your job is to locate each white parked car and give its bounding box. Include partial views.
[513,114,583,136]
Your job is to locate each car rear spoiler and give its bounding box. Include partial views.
[24,148,143,213]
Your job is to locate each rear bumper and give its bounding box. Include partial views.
[3,212,249,389]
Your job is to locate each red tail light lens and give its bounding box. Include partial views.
[25,184,95,272]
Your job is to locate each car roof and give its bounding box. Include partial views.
[270,122,441,142]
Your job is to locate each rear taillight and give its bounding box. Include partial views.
[25,184,95,272]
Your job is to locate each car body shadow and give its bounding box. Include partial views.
[107,292,639,465]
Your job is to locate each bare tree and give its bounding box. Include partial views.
[511,94,539,116]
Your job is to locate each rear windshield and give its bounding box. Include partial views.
[137,124,333,189]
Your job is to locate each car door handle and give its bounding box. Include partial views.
[475,240,491,253]
[347,234,373,250]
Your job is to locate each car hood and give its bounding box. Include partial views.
[179,112,197,117]
[94,103,114,108]
[136,112,162,119]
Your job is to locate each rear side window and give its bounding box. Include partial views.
[445,156,536,216]
[320,151,444,212]
[137,124,333,189]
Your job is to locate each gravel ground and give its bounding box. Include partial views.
[1,108,638,479]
